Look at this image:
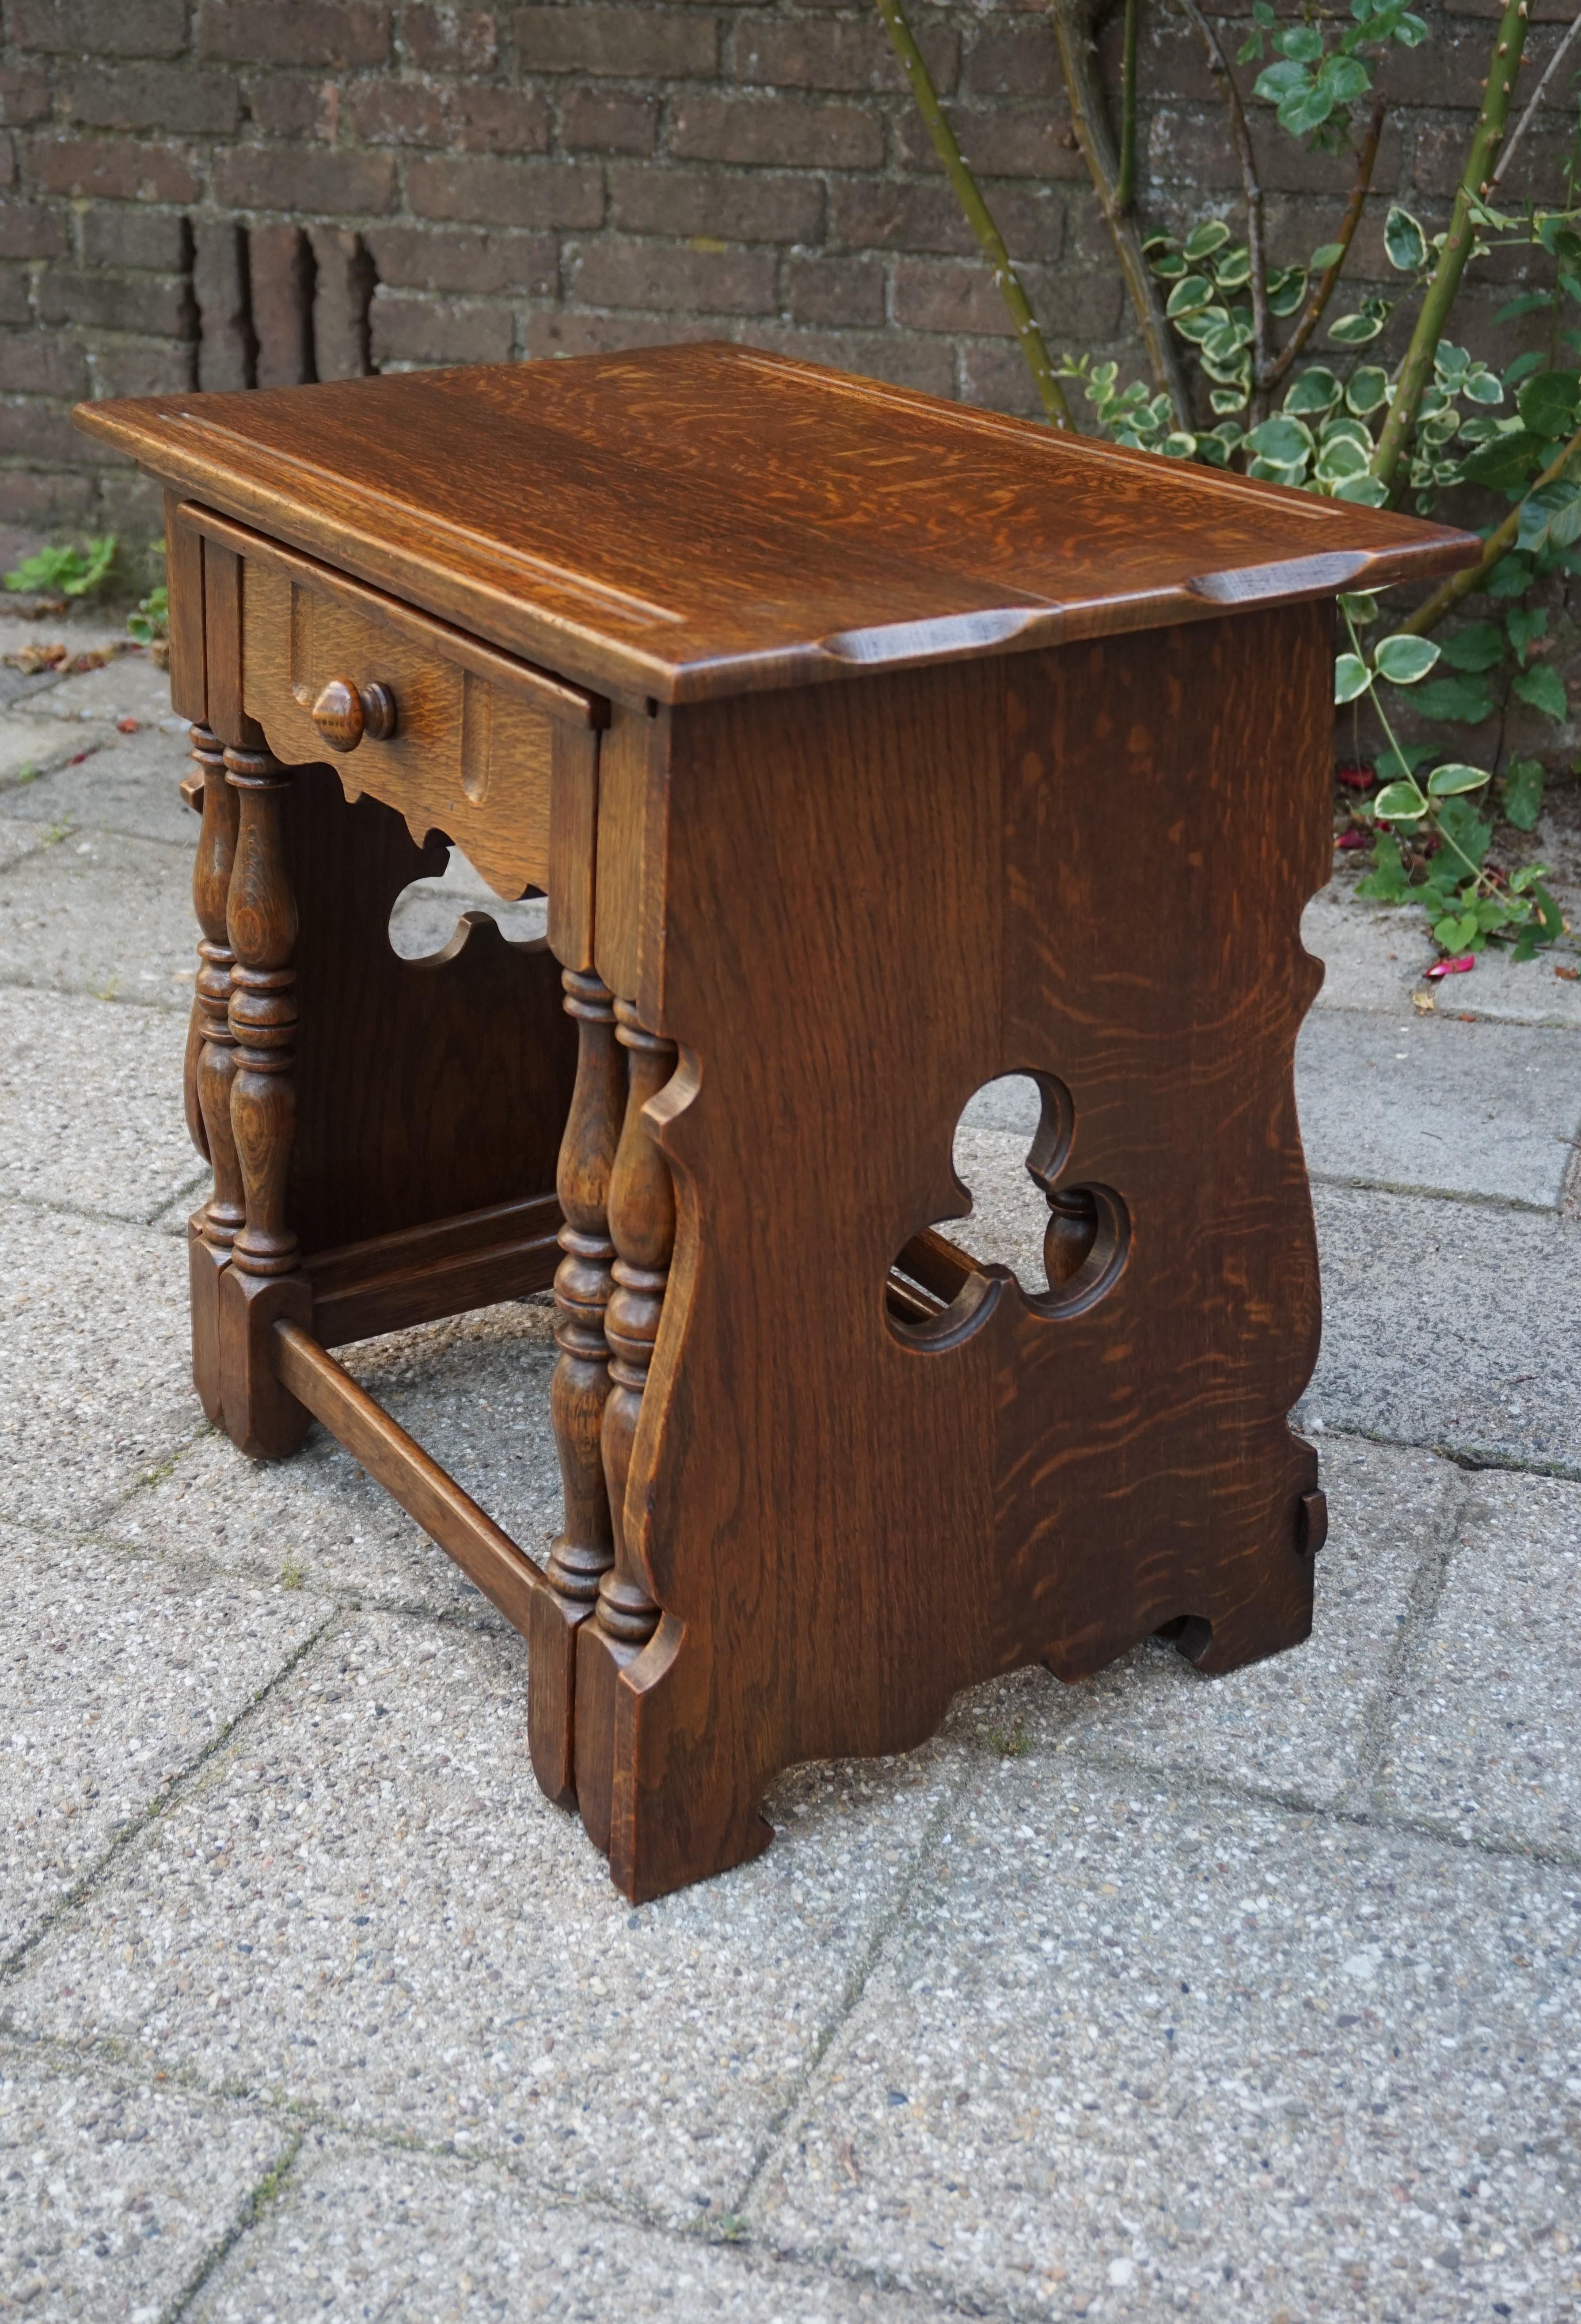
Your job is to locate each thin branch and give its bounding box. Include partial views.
[1049,0,1194,425]
[1171,0,1270,399]
[1490,2,1581,195]
[1372,0,1531,493]
[1400,422,1581,634]
[1263,95,1387,391]
[1118,0,1141,213]
[875,0,1076,428]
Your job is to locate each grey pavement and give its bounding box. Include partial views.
[2,634,1579,2321]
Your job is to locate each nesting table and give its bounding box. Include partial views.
[76,347,1474,1899]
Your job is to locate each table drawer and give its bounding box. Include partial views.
[182,503,604,901]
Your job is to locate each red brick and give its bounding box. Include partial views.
[512,6,716,76]
[893,254,1120,340]
[785,252,885,327]
[734,319,954,398]
[524,311,722,359]
[0,134,12,190]
[0,265,30,323]
[197,0,391,65]
[29,135,200,203]
[0,330,87,396]
[1442,0,1572,17]
[830,178,1062,263]
[962,23,1062,98]
[213,144,399,213]
[608,160,823,240]
[6,0,187,54]
[1147,104,1403,198]
[194,215,252,389]
[0,66,50,125]
[1095,15,1212,103]
[347,80,448,145]
[571,236,778,313]
[37,266,194,334]
[365,221,555,293]
[733,16,957,96]
[1416,119,1566,202]
[65,64,242,134]
[0,468,96,525]
[894,99,1080,180]
[399,3,496,71]
[0,399,114,464]
[250,220,313,384]
[0,195,66,256]
[91,341,197,395]
[561,87,658,153]
[310,222,374,378]
[370,288,513,365]
[959,335,1060,418]
[243,74,335,138]
[668,93,883,168]
[447,85,552,152]
[81,205,190,269]
[405,153,601,227]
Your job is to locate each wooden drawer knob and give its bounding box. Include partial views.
[311,676,397,752]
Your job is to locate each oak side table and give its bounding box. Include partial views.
[76,347,1474,1901]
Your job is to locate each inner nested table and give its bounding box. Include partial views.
[76,345,1474,1900]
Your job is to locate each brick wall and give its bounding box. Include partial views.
[0,0,1570,535]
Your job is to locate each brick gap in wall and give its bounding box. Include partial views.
[0,0,1566,537]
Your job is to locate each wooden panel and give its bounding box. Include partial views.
[73,346,1478,706]
[200,537,262,750]
[242,555,569,900]
[164,493,206,725]
[593,700,665,1005]
[273,1321,545,1636]
[601,610,1327,1899]
[306,1191,562,1346]
[282,764,577,1257]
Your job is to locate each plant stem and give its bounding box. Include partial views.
[1345,605,1495,897]
[1118,0,1140,212]
[1371,0,1531,494]
[875,0,1076,428]
[1049,0,1194,426]
[1264,96,1387,391]
[1399,419,1581,634]
[1490,4,1581,194]
[1171,0,1270,403]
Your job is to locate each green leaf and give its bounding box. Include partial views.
[1463,368,1503,405]
[1318,52,1370,101]
[1505,605,1547,663]
[1437,794,1493,872]
[1374,633,1441,684]
[1183,220,1232,260]
[1255,58,1310,101]
[1166,274,1214,319]
[1373,779,1429,820]
[1486,552,1532,598]
[1502,755,1545,829]
[1212,243,1252,290]
[1310,241,1345,269]
[1517,368,1581,437]
[1285,367,1342,415]
[1376,740,1433,781]
[1512,662,1568,722]
[1438,622,1505,672]
[1495,292,1554,323]
[1460,427,1545,489]
[1209,385,1250,415]
[1425,760,1491,796]
[1337,590,1378,623]
[1517,481,1581,555]
[1247,415,1315,465]
[1279,82,1334,135]
[1334,652,1372,704]
[1356,835,1411,901]
[1410,674,1495,723]
[1530,879,1565,943]
[1329,310,1384,347]
[1315,435,1372,481]
[1266,267,1309,318]
[1345,365,1390,416]
[1384,205,1429,272]
[1275,23,1325,60]
[1330,474,1389,505]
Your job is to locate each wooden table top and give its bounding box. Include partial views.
[76,342,1478,705]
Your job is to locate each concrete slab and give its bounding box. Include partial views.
[1053,1439,1460,1810]
[6,1607,963,2226]
[0,824,196,1006]
[388,846,548,960]
[0,1202,202,1531]
[0,1525,325,1960]
[192,2134,954,2324]
[0,818,48,871]
[0,987,202,1221]
[1380,1468,1581,1854]
[1304,888,1581,1029]
[113,1301,562,1624]
[0,710,111,787]
[1298,1009,1581,1207]
[1302,1186,1581,1473]
[0,722,198,848]
[24,649,176,728]
[752,1762,1581,2322]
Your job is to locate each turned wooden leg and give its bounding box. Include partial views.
[217,743,312,1458]
[184,724,245,1424]
[573,1001,675,1857]
[529,968,623,1809]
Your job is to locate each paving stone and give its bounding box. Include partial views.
[0,824,196,1006]
[1381,1468,1581,1855]
[0,818,48,870]
[0,1202,201,1531]
[0,2051,290,2322]
[1302,1185,1581,1472]
[0,1525,325,1961]
[0,710,111,786]
[114,1301,562,1622]
[1049,1438,1460,1810]
[0,721,197,848]
[1303,887,1581,1029]
[192,2134,954,2323]
[24,650,177,728]
[388,845,548,960]
[752,1762,1581,2321]
[1298,1008,1581,1207]
[0,987,203,1220]
[7,1608,962,2226]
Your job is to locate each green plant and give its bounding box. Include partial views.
[127,582,169,646]
[3,535,117,599]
